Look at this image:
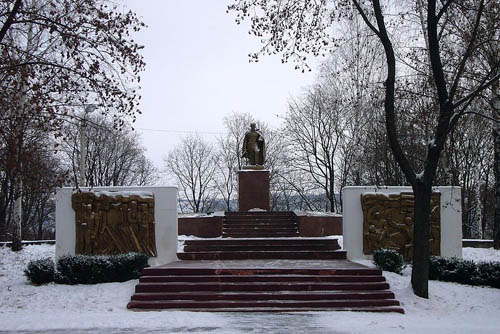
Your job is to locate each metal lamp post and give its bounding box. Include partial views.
[79,104,97,187]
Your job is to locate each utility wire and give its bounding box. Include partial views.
[136,127,225,135]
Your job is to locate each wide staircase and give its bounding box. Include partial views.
[128,211,404,313]
[223,211,299,238]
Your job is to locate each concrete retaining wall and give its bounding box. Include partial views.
[178,212,343,238]
[294,213,343,236]
[178,216,224,237]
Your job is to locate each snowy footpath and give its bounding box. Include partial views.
[1,244,499,334]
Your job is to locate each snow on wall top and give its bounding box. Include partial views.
[73,189,154,199]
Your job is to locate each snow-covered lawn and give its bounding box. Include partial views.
[0,244,499,333]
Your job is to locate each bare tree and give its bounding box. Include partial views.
[228,0,500,298]
[61,114,157,187]
[0,0,145,249]
[0,121,66,242]
[214,135,238,211]
[21,147,66,240]
[284,84,346,212]
[165,136,217,213]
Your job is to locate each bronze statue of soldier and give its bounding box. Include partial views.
[241,122,265,167]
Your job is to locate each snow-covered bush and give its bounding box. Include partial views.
[476,262,500,288]
[373,249,406,274]
[56,253,149,285]
[24,258,55,285]
[429,256,500,288]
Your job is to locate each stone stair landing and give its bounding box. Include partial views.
[177,238,346,260]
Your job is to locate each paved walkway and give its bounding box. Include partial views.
[2,312,345,334]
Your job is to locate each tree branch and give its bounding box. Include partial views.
[437,0,454,22]
[0,0,22,44]
[449,0,485,101]
[352,0,381,38]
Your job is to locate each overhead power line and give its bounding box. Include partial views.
[136,127,225,135]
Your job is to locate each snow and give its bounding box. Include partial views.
[177,235,223,252]
[295,210,342,217]
[75,190,154,199]
[463,247,500,263]
[1,244,500,333]
[178,211,225,218]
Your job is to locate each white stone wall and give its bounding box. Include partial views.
[342,186,462,260]
[56,186,178,266]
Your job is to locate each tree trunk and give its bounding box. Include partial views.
[481,174,488,240]
[492,66,500,249]
[411,180,432,298]
[11,187,22,251]
[494,117,500,249]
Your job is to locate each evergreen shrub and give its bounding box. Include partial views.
[24,258,55,284]
[56,253,149,284]
[373,248,406,274]
[24,253,149,285]
[429,256,500,288]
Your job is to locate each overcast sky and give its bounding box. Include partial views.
[123,1,321,169]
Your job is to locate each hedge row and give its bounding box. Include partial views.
[24,253,149,285]
[372,249,500,289]
[429,256,500,289]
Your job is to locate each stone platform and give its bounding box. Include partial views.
[127,258,404,313]
[128,212,403,313]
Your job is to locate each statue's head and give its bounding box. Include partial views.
[250,122,256,130]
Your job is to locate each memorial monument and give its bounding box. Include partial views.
[241,122,266,168]
[238,122,270,211]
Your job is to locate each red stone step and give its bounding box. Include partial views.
[183,244,340,252]
[141,267,382,276]
[182,239,340,252]
[224,227,297,232]
[224,220,295,224]
[223,223,297,228]
[139,274,385,283]
[128,305,405,313]
[223,225,297,230]
[135,281,390,293]
[177,250,347,260]
[130,290,395,301]
[127,298,400,310]
[225,211,295,216]
[128,262,403,313]
[224,216,296,222]
[222,233,300,238]
[183,238,340,246]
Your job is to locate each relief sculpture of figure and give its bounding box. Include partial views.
[241,122,265,166]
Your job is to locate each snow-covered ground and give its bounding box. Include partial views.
[1,244,499,333]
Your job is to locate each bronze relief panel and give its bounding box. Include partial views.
[72,191,156,256]
[361,192,440,260]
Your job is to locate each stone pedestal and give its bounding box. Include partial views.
[238,170,270,212]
